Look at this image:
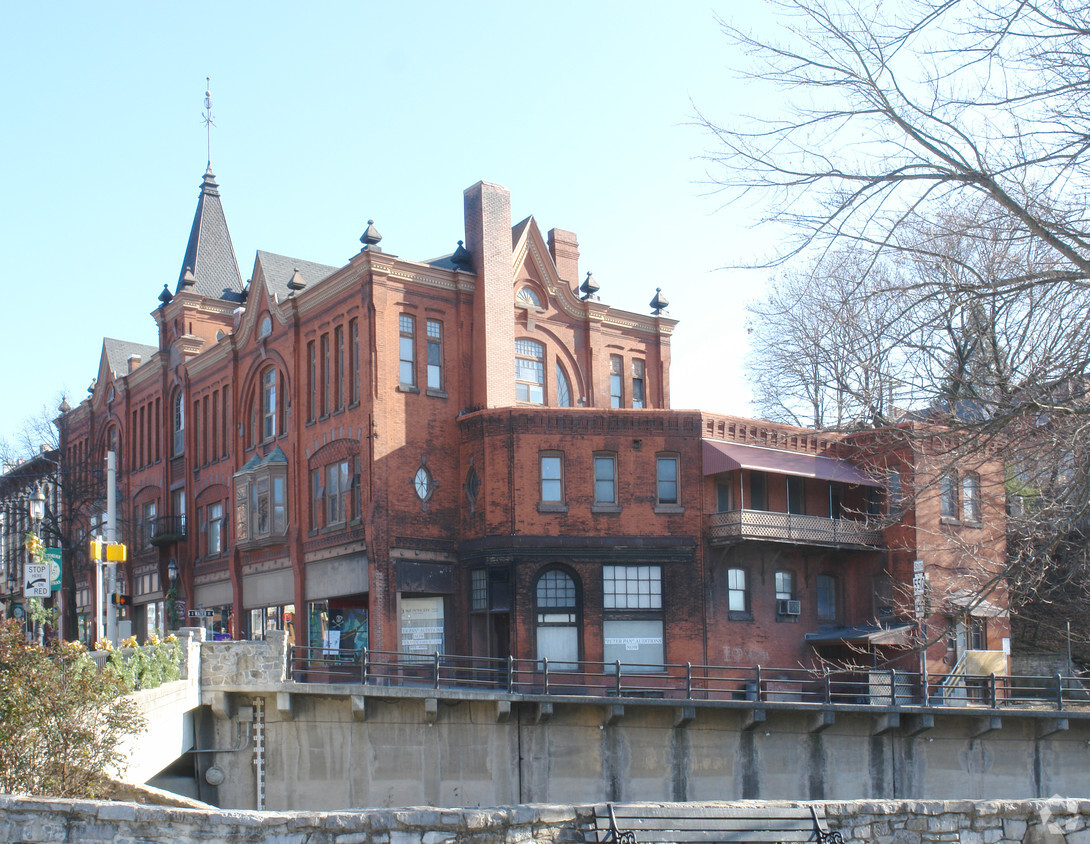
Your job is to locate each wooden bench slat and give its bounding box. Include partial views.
[598,807,824,821]
[599,818,813,831]
[590,803,840,844]
[595,831,815,843]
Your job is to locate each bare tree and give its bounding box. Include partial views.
[710,0,1090,660]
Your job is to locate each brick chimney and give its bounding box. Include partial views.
[547,228,580,286]
[464,181,515,408]
[128,354,142,373]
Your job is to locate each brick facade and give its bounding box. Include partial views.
[54,170,1007,686]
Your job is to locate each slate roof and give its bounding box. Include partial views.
[103,338,158,377]
[176,167,245,302]
[255,250,339,300]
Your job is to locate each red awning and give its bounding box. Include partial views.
[702,440,883,487]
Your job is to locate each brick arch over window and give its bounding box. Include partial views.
[239,353,291,449]
[95,416,124,473]
[533,565,582,669]
[308,439,364,532]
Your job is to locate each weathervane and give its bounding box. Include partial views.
[202,77,215,165]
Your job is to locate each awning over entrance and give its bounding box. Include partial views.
[805,622,915,648]
[702,440,883,487]
[944,589,1008,618]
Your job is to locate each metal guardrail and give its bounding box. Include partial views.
[708,509,882,548]
[289,646,1088,711]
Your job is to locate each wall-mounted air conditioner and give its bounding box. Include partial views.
[778,599,802,616]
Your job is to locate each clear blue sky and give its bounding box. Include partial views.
[0,1,775,448]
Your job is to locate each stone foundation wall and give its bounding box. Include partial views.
[1,797,1088,844]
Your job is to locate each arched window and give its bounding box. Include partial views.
[516,286,543,308]
[556,363,572,407]
[535,568,580,669]
[515,339,545,404]
[172,390,185,456]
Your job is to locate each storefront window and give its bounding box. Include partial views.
[400,596,445,660]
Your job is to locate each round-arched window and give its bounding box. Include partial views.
[516,286,543,308]
[535,568,580,669]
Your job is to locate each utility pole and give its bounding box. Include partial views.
[106,450,117,646]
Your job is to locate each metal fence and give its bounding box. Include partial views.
[289,646,1088,711]
[707,509,882,548]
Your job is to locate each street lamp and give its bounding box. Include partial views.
[28,485,46,525]
[167,557,179,632]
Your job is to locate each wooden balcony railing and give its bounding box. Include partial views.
[708,509,882,549]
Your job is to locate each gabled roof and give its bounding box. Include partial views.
[102,338,158,377]
[176,166,245,302]
[255,250,339,300]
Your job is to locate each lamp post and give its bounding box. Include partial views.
[28,485,46,644]
[167,557,178,632]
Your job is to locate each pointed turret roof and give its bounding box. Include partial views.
[175,166,245,302]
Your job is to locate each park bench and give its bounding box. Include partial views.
[591,803,846,844]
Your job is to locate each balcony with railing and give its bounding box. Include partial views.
[708,509,883,550]
[149,515,187,547]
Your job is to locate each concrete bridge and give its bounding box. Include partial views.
[125,631,1090,810]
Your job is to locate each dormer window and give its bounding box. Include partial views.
[516,286,543,308]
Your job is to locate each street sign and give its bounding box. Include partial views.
[912,572,926,595]
[913,559,924,573]
[10,603,24,620]
[188,609,214,618]
[24,563,50,598]
[45,548,62,591]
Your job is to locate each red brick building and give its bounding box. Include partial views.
[56,167,1008,685]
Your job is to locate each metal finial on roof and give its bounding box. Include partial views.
[241,278,250,302]
[580,271,600,300]
[451,240,472,270]
[158,284,174,306]
[360,219,382,248]
[181,266,196,288]
[202,77,216,166]
[287,268,307,295]
[650,287,669,315]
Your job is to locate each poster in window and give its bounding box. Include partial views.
[400,596,445,659]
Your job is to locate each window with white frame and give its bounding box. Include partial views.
[515,339,545,404]
[727,568,749,615]
[603,565,663,671]
[426,319,443,391]
[540,452,564,503]
[261,367,277,441]
[172,390,185,456]
[206,501,224,556]
[399,314,416,387]
[962,472,981,522]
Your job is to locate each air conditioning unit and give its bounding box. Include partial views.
[778,599,802,616]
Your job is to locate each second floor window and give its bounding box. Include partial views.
[541,453,563,503]
[941,472,958,519]
[594,454,617,505]
[326,460,350,525]
[962,472,981,522]
[207,501,224,556]
[817,574,838,623]
[727,568,748,614]
[235,448,289,545]
[656,455,678,505]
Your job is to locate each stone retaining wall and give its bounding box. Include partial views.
[1,797,1088,844]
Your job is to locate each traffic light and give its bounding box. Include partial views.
[111,594,132,607]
